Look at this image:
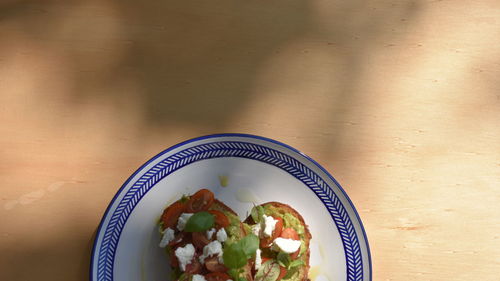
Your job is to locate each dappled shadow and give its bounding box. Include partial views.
[100,0,312,128]
[0,0,425,280]
[0,0,422,138]
[0,219,95,281]
[0,0,313,129]
[302,0,423,163]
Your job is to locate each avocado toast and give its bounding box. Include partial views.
[158,189,256,281]
[245,202,312,281]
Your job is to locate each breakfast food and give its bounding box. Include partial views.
[245,203,311,281]
[158,189,255,281]
[158,189,311,281]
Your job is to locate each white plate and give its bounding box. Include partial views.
[90,134,371,281]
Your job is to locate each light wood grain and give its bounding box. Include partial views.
[1,0,499,280]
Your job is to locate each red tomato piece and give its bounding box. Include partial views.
[161,201,186,228]
[204,256,228,272]
[280,227,300,259]
[277,266,287,280]
[185,258,202,274]
[186,189,215,213]
[205,272,231,281]
[192,231,211,250]
[280,228,299,240]
[273,217,283,239]
[208,210,230,229]
[260,216,283,248]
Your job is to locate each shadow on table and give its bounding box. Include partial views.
[0,0,422,279]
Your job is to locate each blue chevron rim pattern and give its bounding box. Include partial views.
[96,141,363,281]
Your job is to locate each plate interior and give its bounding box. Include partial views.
[92,136,370,281]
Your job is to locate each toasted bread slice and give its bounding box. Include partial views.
[245,202,311,281]
[159,190,253,281]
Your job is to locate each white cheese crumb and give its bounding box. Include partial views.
[159,227,175,248]
[273,238,301,254]
[263,215,278,237]
[216,228,227,242]
[255,248,262,270]
[206,228,216,240]
[252,224,261,237]
[199,240,223,263]
[177,213,193,231]
[175,243,195,271]
[192,275,207,281]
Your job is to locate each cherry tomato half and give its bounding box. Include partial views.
[273,217,283,239]
[185,258,202,274]
[192,231,211,250]
[260,216,283,248]
[208,210,230,229]
[280,228,300,259]
[186,189,215,213]
[204,256,228,272]
[205,272,231,281]
[280,228,299,240]
[161,201,186,229]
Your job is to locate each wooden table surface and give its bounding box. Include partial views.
[1,0,499,280]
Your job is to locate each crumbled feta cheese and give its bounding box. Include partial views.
[192,275,207,281]
[263,215,278,237]
[175,243,195,271]
[252,224,261,237]
[216,228,227,242]
[177,213,193,231]
[206,228,216,240]
[159,227,175,248]
[199,240,223,263]
[255,248,262,270]
[273,238,301,254]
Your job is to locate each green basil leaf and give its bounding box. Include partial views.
[257,206,265,220]
[251,206,259,223]
[223,234,259,269]
[251,205,266,223]
[239,234,259,258]
[255,260,280,281]
[223,242,247,269]
[180,195,190,203]
[283,266,299,280]
[184,211,214,232]
[276,252,291,268]
[288,259,304,269]
[228,268,240,279]
[250,207,259,223]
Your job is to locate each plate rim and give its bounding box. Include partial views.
[90,133,372,281]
